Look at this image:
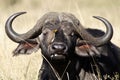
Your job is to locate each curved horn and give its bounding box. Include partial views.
[75,16,113,46]
[5,12,42,43]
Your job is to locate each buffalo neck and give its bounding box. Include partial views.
[49,59,70,77]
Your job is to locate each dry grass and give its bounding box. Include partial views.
[0,0,120,80]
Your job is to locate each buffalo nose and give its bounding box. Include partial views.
[52,43,67,51]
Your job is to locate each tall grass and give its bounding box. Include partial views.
[0,0,120,80]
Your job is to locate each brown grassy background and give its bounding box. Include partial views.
[0,0,120,80]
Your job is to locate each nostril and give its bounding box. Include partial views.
[52,43,66,51]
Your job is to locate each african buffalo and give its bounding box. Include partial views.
[5,12,120,80]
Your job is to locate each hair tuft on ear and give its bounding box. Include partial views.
[13,42,39,56]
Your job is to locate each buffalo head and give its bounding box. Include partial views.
[5,12,113,61]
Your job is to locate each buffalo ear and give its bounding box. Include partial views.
[13,40,40,56]
[75,41,100,57]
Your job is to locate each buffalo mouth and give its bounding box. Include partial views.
[50,52,67,60]
[49,42,68,60]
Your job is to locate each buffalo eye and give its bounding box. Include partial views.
[71,32,74,36]
[69,32,75,37]
[42,29,49,36]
